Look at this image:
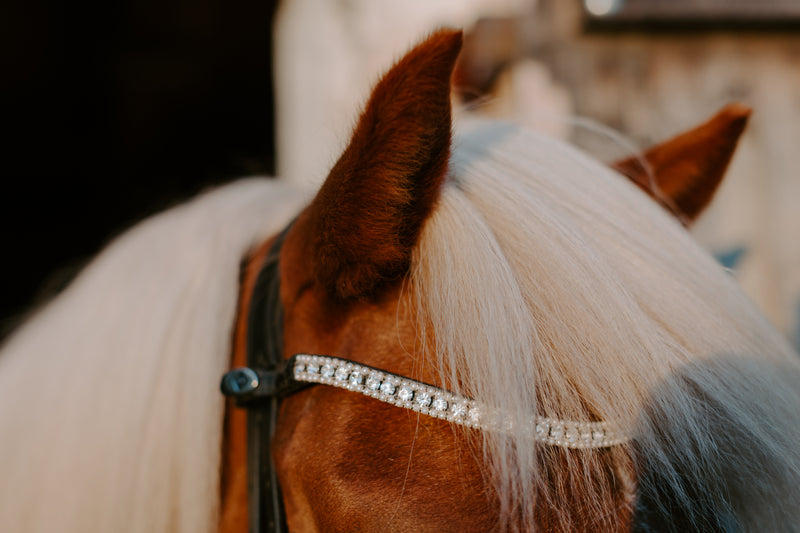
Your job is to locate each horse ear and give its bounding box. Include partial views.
[302,29,462,300]
[612,103,751,224]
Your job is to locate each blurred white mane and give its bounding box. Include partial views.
[0,179,304,533]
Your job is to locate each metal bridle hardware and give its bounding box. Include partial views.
[221,356,307,406]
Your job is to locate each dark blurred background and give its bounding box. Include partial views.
[1,0,278,339]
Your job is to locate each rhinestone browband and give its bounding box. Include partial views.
[292,354,628,449]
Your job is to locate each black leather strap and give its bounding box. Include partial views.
[221,225,300,533]
[247,235,285,533]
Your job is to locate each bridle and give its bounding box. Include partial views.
[220,226,299,533]
[220,224,627,533]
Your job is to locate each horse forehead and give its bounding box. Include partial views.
[283,283,425,374]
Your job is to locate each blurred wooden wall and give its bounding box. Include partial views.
[1,0,277,338]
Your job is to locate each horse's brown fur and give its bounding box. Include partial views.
[306,29,461,301]
[219,30,751,532]
[613,103,750,224]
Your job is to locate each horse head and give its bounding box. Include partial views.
[220,29,797,533]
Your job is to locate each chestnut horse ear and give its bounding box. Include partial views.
[303,29,462,300]
[612,103,751,224]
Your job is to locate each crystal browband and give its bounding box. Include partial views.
[292,354,628,449]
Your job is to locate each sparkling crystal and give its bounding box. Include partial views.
[349,372,364,386]
[307,363,319,374]
[321,364,335,378]
[366,376,381,391]
[536,421,549,437]
[468,407,481,424]
[566,426,579,443]
[550,424,564,439]
[295,363,305,373]
[380,382,396,396]
[450,403,467,418]
[397,387,413,401]
[416,392,432,408]
[334,366,349,381]
[432,397,448,412]
[592,429,605,441]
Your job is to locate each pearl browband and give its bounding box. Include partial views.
[292,354,628,449]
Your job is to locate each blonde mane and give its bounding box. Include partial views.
[0,179,305,533]
[413,122,800,530]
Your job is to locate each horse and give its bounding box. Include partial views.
[2,29,800,532]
